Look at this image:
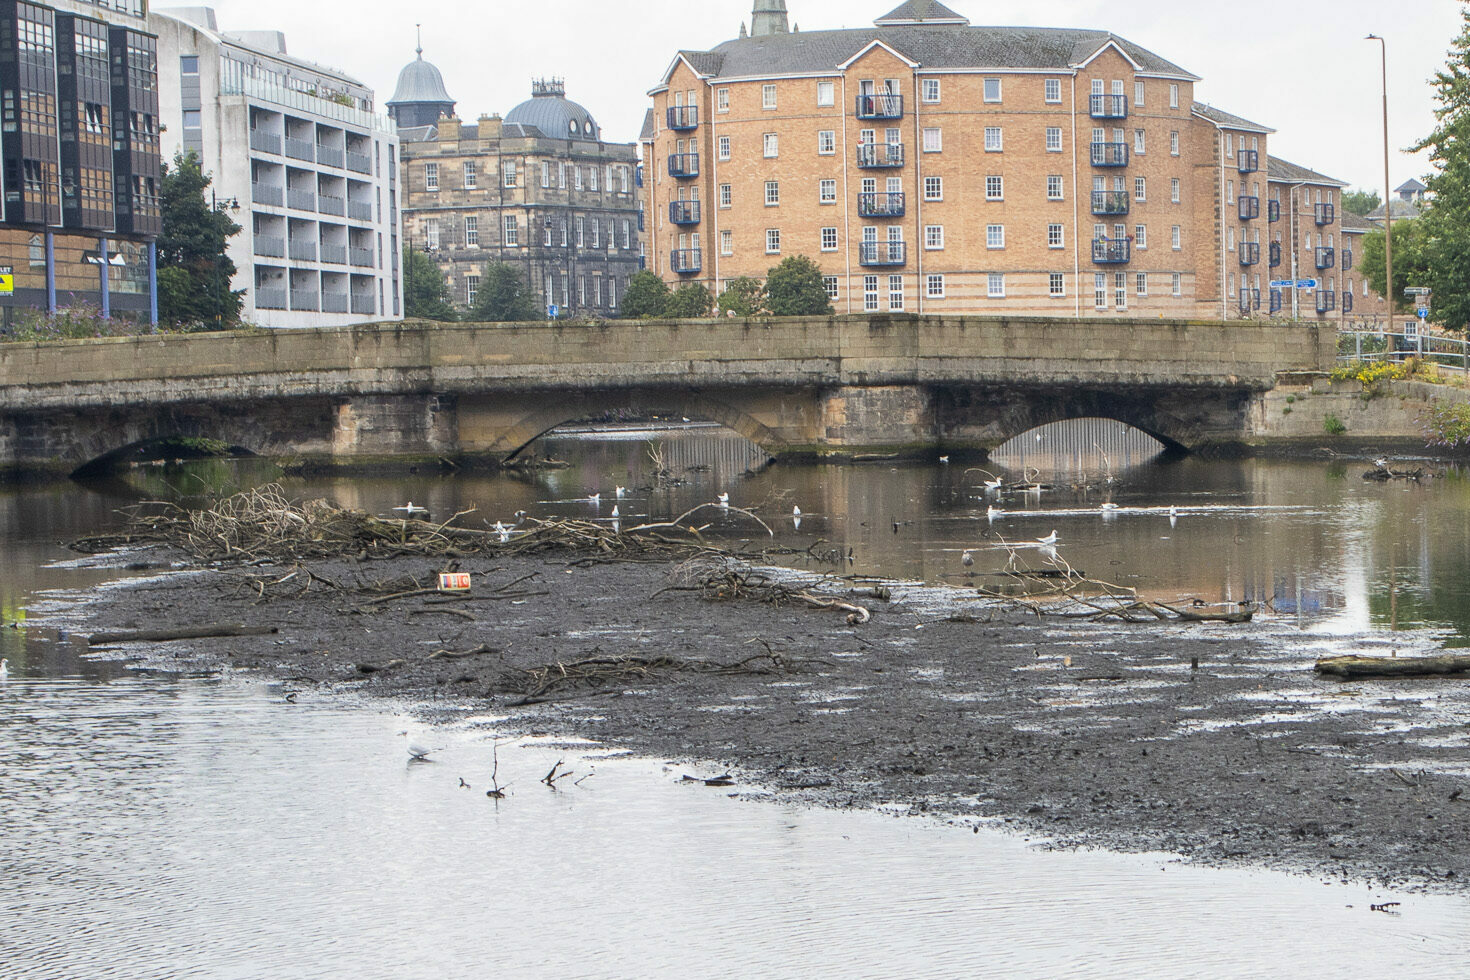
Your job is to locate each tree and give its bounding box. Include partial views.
[1413,6,1470,331]
[621,270,670,318]
[665,281,713,318]
[156,151,242,327]
[1361,220,1431,315]
[469,262,540,322]
[1341,188,1382,217]
[763,256,833,316]
[716,276,765,317]
[402,246,457,321]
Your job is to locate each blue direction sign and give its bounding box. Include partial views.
[1296,279,1318,289]
[1418,307,1429,319]
[547,304,559,318]
[1269,279,1293,288]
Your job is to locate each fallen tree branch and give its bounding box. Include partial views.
[89,623,278,645]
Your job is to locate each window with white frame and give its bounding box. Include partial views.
[986,224,1005,249]
[503,215,518,246]
[540,161,550,188]
[924,175,943,201]
[983,78,1002,102]
[1045,78,1062,103]
[503,161,517,187]
[575,217,584,246]
[1172,272,1182,296]
[466,274,479,306]
[986,176,1003,200]
[558,163,567,189]
[925,225,944,250]
[1226,180,1234,204]
[621,220,630,249]
[864,275,879,311]
[574,166,583,191]
[765,181,780,206]
[1115,271,1127,307]
[1134,177,1146,202]
[1225,133,1234,158]
[922,78,940,103]
[589,166,599,191]
[465,215,478,247]
[1172,225,1182,250]
[1047,223,1064,249]
[1134,224,1147,249]
[590,218,600,247]
[1170,131,1180,156]
[720,229,733,255]
[889,274,904,310]
[762,84,777,109]
[763,133,778,158]
[1136,272,1148,297]
[424,162,438,191]
[823,275,838,299]
[1134,129,1145,154]
[818,130,835,155]
[1169,83,1179,108]
[463,162,476,189]
[984,127,1002,151]
[821,227,838,251]
[718,135,731,160]
[1171,178,1181,203]
[425,218,440,249]
[719,183,732,208]
[1045,127,1062,152]
[1047,175,1064,200]
[923,127,942,152]
[927,274,944,297]
[1049,273,1065,297]
[765,228,780,253]
[1135,80,1145,106]
[816,81,834,107]
[987,272,1005,298]
[1094,272,1107,308]
[717,88,729,112]
[819,178,837,204]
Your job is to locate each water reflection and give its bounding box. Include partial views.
[991,417,1167,478]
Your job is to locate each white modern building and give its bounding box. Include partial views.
[151,6,402,327]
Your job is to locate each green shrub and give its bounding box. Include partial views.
[1323,413,1347,435]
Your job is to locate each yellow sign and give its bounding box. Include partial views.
[0,266,12,296]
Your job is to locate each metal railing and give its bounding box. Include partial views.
[669,199,701,224]
[1339,329,1470,373]
[1239,241,1260,266]
[346,150,373,174]
[667,153,699,178]
[287,187,317,211]
[318,193,346,216]
[322,291,349,313]
[253,235,285,258]
[254,286,287,310]
[252,183,284,207]
[284,136,314,161]
[858,192,905,218]
[670,248,702,274]
[1238,195,1259,221]
[1089,93,1128,119]
[316,145,345,169]
[319,243,347,264]
[858,241,906,266]
[1090,142,1129,167]
[289,289,320,311]
[855,93,903,119]
[1090,190,1129,216]
[1237,149,1259,173]
[288,239,317,262]
[351,294,377,315]
[667,105,698,130]
[349,246,375,267]
[347,200,373,221]
[250,129,282,154]
[1092,237,1130,264]
[856,142,904,169]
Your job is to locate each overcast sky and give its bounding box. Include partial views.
[194,0,1464,195]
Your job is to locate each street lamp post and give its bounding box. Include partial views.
[1367,34,1392,323]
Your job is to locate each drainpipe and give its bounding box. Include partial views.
[913,70,922,314]
[45,231,56,314]
[99,236,111,319]
[840,73,851,314]
[1070,74,1080,319]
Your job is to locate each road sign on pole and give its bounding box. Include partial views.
[1418,307,1429,320]
[1269,279,1293,288]
[1295,279,1317,290]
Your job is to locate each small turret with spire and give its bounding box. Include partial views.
[750,0,789,37]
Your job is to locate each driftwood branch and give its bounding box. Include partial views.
[1315,654,1470,679]
[89,623,278,645]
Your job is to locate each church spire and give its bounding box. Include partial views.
[750,0,789,37]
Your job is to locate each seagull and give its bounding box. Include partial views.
[0,658,8,681]
[588,493,600,504]
[392,502,428,516]
[1100,503,1119,512]
[939,455,950,464]
[1037,529,1059,546]
[615,486,626,498]
[983,476,1003,492]
[404,734,435,761]
[792,504,801,517]
[961,550,974,568]
[611,505,619,518]
[717,492,729,506]
[1374,457,1389,469]
[986,505,1003,521]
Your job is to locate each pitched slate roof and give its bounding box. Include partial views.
[639,108,656,142]
[1267,157,1347,188]
[1191,102,1274,134]
[1365,199,1421,221]
[874,0,970,25]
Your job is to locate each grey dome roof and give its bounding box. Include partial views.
[388,53,454,107]
[505,81,600,140]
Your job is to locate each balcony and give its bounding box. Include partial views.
[670,248,702,274]
[348,200,373,221]
[249,129,282,155]
[346,149,372,174]
[1090,190,1130,216]
[667,153,699,179]
[322,291,349,314]
[288,239,317,262]
[289,289,320,312]
[858,192,906,218]
[1341,248,1353,272]
[1092,237,1131,264]
[1238,288,1260,313]
[1268,199,1281,222]
[320,243,347,265]
[1091,142,1129,167]
[284,136,314,162]
[858,241,907,266]
[255,286,287,310]
[1343,291,1354,313]
[1315,247,1335,270]
[856,142,904,169]
[855,93,903,120]
[351,294,376,315]
[1269,242,1281,268]
[1316,290,1336,314]
[318,193,346,217]
[666,105,698,130]
[1239,241,1260,266]
[1269,288,1283,314]
[1089,93,1128,119]
[317,145,345,169]
[1315,202,1335,225]
[253,235,285,258]
[287,187,316,211]
[349,246,374,267]
[252,182,284,207]
[1238,195,1259,221]
[669,199,701,225]
[1237,149,1259,174]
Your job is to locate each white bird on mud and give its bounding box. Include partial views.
[1100,503,1119,512]
[983,476,1003,492]
[939,455,950,464]
[961,550,974,569]
[611,505,619,518]
[587,493,600,505]
[392,502,428,517]
[717,492,730,506]
[792,504,802,517]
[0,658,8,681]
[402,732,435,761]
[615,486,626,498]
[1037,529,1059,546]
[986,506,1003,521]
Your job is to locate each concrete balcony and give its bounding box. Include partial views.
[349,246,374,267]
[318,194,346,217]
[286,187,316,211]
[249,129,282,155]
[253,235,285,258]
[284,136,314,162]
[351,294,376,315]
[322,291,349,314]
[254,286,287,309]
[347,200,373,221]
[316,145,345,169]
[251,183,284,207]
[346,150,372,174]
[289,289,320,311]
[289,239,317,262]
[320,243,347,265]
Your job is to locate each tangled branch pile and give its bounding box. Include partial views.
[496,651,800,705]
[667,554,872,624]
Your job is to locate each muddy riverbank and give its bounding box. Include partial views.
[59,528,1470,898]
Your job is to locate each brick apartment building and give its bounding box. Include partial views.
[641,0,1383,324]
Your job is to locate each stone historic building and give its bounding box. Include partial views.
[640,0,1379,323]
[391,55,641,319]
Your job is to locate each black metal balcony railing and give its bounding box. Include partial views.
[856,142,905,169]
[668,199,701,225]
[1092,237,1131,264]
[1237,149,1259,174]
[1268,199,1281,222]
[1315,202,1335,226]
[1315,247,1336,270]
[1091,142,1129,167]
[1343,291,1354,313]
[858,192,906,218]
[1316,289,1336,314]
[1341,248,1353,271]
[1269,242,1282,268]
[1090,93,1128,119]
[855,93,903,119]
[1238,195,1260,221]
[1091,190,1130,216]
[1239,288,1261,313]
[667,153,699,179]
[666,105,698,131]
[1269,288,1283,314]
[1239,241,1260,266]
[670,248,702,274]
[858,241,907,266]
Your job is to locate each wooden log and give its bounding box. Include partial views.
[1314,654,1470,679]
[88,624,278,646]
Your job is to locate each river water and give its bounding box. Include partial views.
[3,427,1470,977]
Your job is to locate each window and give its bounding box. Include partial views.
[821,227,838,251]
[465,215,478,247]
[424,162,438,191]
[575,217,585,246]
[1045,127,1062,152]
[818,130,836,155]
[824,275,839,299]
[762,84,777,109]
[924,176,943,201]
[1044,78,1062,103]
[1116,272,1128,308]
[1172,273,1182,296]
[1225,134,1234,159]
[922,79,941,103]
[819,179,837,204]
[764,133,779,158]
[765,181,780,206]
[927,274,945,297]
[1047,175,1064,200]
[817,81,834,107]
[1134,177,1146,202]
[589,167,599,191]
[984,127,1002,152]
[1172,225,1182,250]
[1169,83,1179,108]
[1135,80,1145,107]
[1226,180,1234,205]
[425,218,440,249]
[719,183,732,208]
[923,127,942,153]
[986,224,1005,249]
[983,78,1002,102]
[466,274,479,306]
[1136,272,1148,297]
[1134,224,1147,249]
[889,274,905,311]
[864,275,879,311]
[718,136,731,160]
[1134,129,1145,154]
[1171,178,1181,204]
[1047,223,1064,248]
[574,167,584,191]
[720,229,733,255]
[986,176,1004,200]
[717,88,729,112]
[504,215,518,246]
[180,55,199,74]
[540,161,550,188]
[925,225,944,250]
[1095,273,1107,309]
[591,219,600,247]
[1170,131,1180,156]
[463,162,477,189]
[987,273,1005,298]
[503,161,517,188]
[766,229,781,254]
[1049,273,1065,297]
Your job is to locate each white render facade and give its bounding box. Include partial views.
[151,7,402,327]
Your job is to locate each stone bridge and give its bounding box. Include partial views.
[0,314,1335,477]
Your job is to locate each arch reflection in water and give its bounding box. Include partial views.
[991,418,1165,478]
